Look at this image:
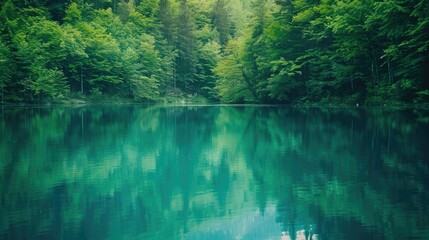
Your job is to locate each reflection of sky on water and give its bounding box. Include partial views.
[186,206,283,240]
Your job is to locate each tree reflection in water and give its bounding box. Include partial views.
[0,106,428,239]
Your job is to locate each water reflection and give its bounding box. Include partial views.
[0,106,428,239]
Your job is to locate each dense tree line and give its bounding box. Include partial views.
[0,0,428,104]
[0,0,229,102]
[214,0,429,104]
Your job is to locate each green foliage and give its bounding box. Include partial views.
[0,39,14,102]
[118,0,135,23]
[121,34,161,101]
[78,21,122,94]
[0,0,427,104]
[195,41,221,100]
[268,58,303,101]
[214,38,254,103]
[28,64,69,100]
[175,0,197,91]
[63,2,82,24]
[212,0,429,104]
[212,0,231,46]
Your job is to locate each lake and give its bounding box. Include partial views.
[0,105,428,240]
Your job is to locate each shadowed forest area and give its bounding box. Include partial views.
[0,0,428,105]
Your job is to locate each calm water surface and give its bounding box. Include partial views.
[0,105,428,240]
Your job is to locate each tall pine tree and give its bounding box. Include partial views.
[175,0,197,91]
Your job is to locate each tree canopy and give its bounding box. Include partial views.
[0,0,428,104]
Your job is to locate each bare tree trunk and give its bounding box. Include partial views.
[375,57,380,83]
[387,56,393,85]
[113,0,118,11]
[371,59,375,86]
[173,67,176,90]
[372,57,380,85]
[80,65,84,94]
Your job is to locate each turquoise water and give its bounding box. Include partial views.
[0,105,428,240]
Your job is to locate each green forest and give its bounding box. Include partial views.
[0,0,428,105]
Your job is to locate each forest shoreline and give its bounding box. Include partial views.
[1,98,428,109]
[1,0,428,106]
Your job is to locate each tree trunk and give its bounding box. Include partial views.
[375,57,380,83]
[387,56,393,85]
[424,51,429,88]
[371,59,375,85]
[241,68,258,102]
[80,65,84,94]
[113,0,118,12]
[371,57,380,85]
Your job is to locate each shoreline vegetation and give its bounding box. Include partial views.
[1,0,428,106]
[1,94,428,109]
